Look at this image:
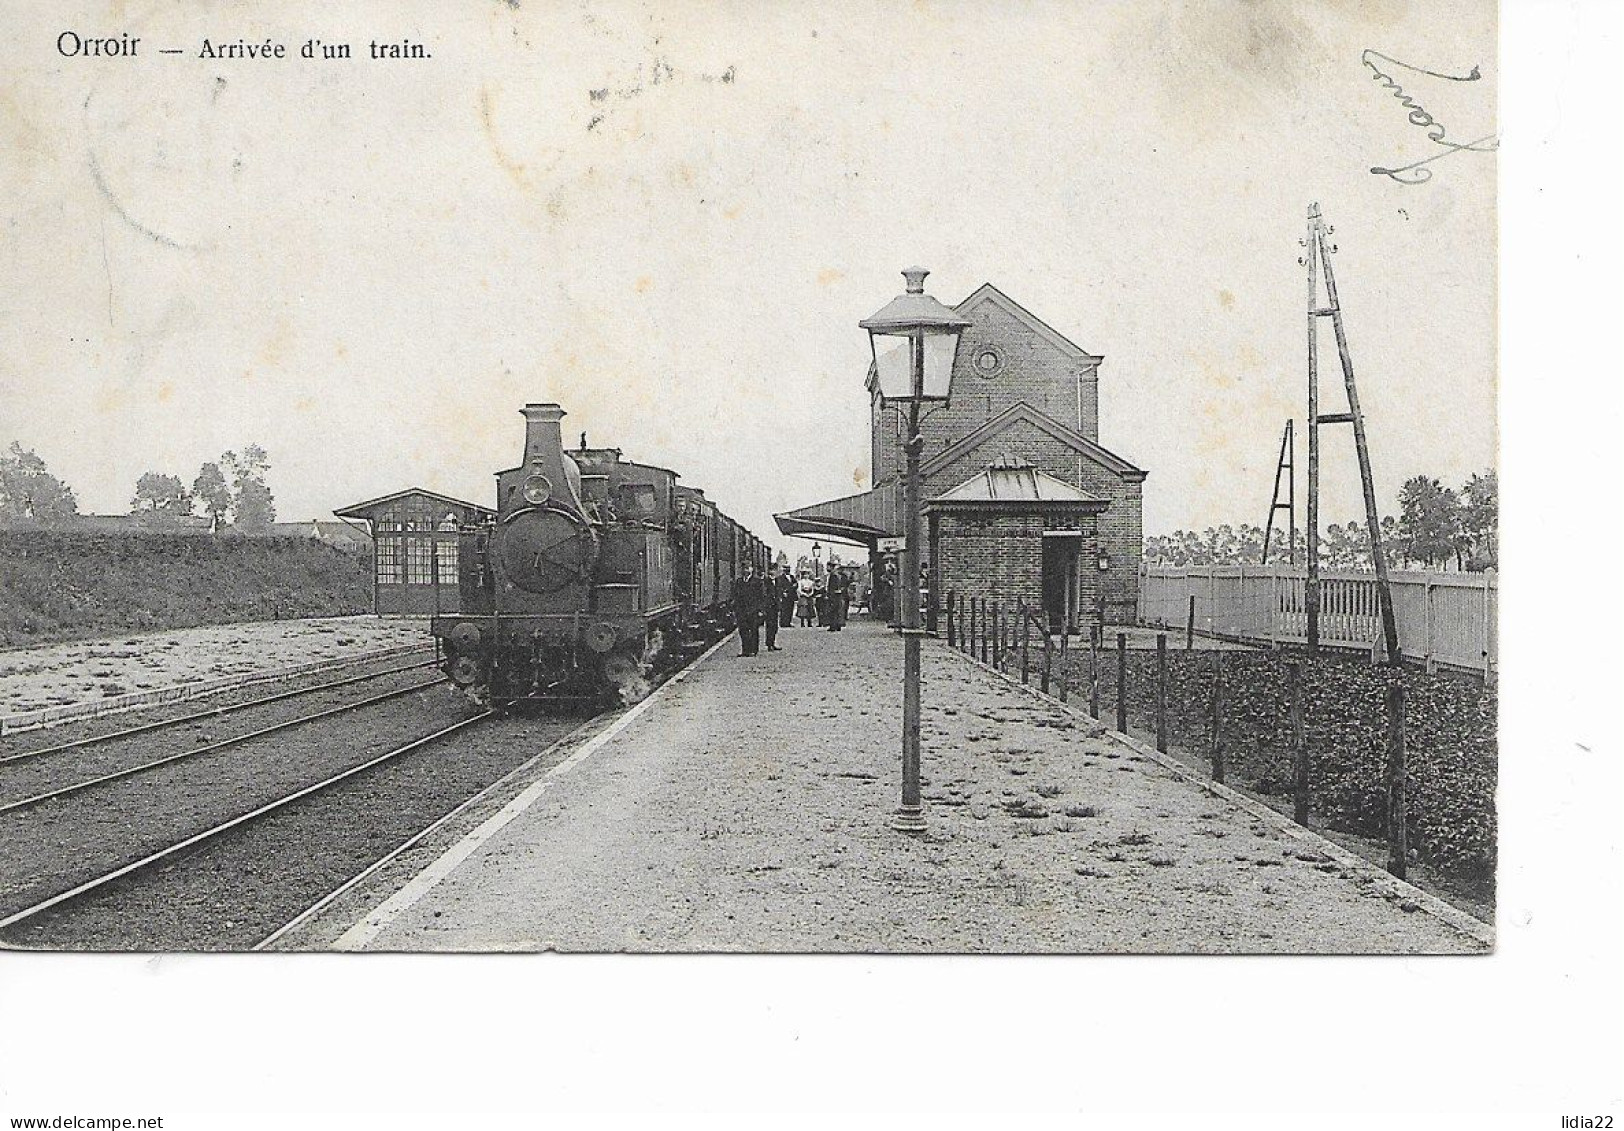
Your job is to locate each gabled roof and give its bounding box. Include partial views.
[955,283,1103,364]
[333,488,495,521]
[922,402,1147,481]
[934,455,1108,505]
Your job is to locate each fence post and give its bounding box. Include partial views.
[1482,571,1493,679]
[1422,579,1435,674]
[946,592,956,650]
[1186,594,1196,650]
[992,602,1001,668]
[1115,632,1127,733]
[1090,633,1101,719]
[1209,649,1224,783]
[1270,571,1281,648]
[986,601,994,665]
[1057,630,1068,701]
[1208,571,1217,639]
[1289,660,1309,826]
[1021,606,1031,684]
[981,598,988,662]
[1386,682,1408,879]
[1155,633,1169,753]
[1041,616,1052,694]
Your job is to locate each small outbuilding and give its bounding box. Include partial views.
[333,488,494,615]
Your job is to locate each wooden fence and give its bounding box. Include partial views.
[1139,564,1497,676]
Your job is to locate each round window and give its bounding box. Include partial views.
[973,348,1004,378]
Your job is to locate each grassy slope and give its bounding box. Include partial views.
[0,531,372,648]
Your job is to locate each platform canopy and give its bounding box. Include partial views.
[773,479,904,546]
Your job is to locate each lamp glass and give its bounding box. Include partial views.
[868,330,962,403]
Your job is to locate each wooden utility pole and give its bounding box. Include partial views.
[1302,203,1400,662]
[1261,419,1296,566]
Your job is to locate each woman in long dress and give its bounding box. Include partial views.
[796,573,816,627]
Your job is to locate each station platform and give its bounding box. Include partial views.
[328,620,1490,954]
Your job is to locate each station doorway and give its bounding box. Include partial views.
[1041,532,1082,635]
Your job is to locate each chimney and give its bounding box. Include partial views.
[521,403,567,463]
[517,403,589,519]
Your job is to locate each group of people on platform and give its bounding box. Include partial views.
[733,562,859,657]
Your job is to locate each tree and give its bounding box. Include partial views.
[1380,514,1406,568]
[131,472,191,524]
[220,445,276,530]
[1461,469,1498,570]
[1397,476,1463,569]
[0,442,79,526]
[192,462,232,525]
[233,479,276,530]
[1236,523,1265,564]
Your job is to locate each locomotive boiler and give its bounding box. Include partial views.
[431,403,770,705]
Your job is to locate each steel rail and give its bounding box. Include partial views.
[0,710,495,938]
[0,678,447,815]
[0,658,439,768]
[255,709,607,951]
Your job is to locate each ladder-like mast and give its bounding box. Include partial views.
[1302,203,1400,661]
[1261,419,1296,566]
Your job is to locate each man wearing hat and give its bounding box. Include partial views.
[734,561,768,657]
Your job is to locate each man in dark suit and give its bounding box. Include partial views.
[774,565,797,632]
[735,562,767,657]
[825,566,848,631]
[762,568,782,652]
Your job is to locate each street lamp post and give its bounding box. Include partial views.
[811,541,822,578]
[860,266,970,834]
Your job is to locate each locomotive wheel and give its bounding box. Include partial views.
[448,654,483,687]
[601,651,640,687]
[583,621,619,654]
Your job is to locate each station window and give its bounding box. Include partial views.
[375,532,402,584]
[435,515,459,586]
[405,537,434,585]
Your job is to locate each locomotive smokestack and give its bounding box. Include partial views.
[517,403,590,521]
[521,403,567,463]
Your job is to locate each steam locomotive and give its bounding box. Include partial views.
[430,403,771,705]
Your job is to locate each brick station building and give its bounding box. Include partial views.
[776,283,1147,633]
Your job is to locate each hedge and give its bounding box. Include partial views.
[1053,645,1496,898]
[0,531,372,648]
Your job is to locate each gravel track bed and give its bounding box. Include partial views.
[0,683,475,921]
[0,649,436,757]
[0,667,449,807]
[1,711,591,951]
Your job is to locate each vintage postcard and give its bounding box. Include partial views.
[0,0,1498,960]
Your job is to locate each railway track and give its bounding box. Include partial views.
[0,676,446,814]
[0,653,439,767]
[0,710,500,949]
[0,629,723,950]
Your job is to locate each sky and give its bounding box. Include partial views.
[1,0,1496,553]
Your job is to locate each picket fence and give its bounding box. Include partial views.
[1139,564,1497,676]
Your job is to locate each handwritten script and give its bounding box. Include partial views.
[1362,50,1497,185]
